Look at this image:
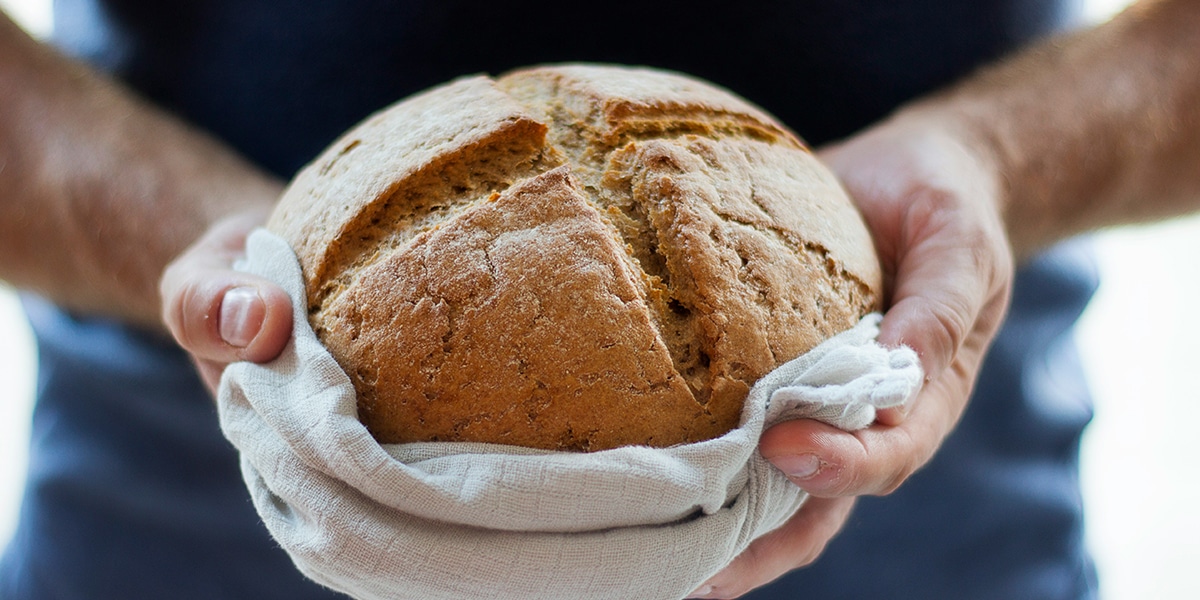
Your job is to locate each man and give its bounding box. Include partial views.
[1,1,1197,598]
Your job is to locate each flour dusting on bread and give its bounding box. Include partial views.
[268,64,881,451]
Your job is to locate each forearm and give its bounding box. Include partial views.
[900,0,1200,260]
[0,12,282,331]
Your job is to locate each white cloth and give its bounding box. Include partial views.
[218,229,923,600]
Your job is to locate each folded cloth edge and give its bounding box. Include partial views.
[217,228,923,600]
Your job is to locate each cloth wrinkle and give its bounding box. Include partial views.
[218,229,923,600]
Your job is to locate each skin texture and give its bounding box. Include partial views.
[0,12,283,333]
[0,0,1198,597]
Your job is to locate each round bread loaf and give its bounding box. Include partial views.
[267,64,882,452]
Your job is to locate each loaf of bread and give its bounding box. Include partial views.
[267,64,882,452]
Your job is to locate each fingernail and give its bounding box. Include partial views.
[219,286,264,348]
[687,584,715,599]
[770,453,822,480]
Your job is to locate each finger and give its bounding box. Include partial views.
[881,185,1010,372]
[159,211,293,366]
[759,314,997,497]
[821,124,1012,381]
[873,243,1010,429]
[688,497,856,599]
[873,404,908,428]
[864,185,1011,432]
[161,261,294,364]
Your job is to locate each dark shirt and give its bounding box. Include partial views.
[0,1,1098,598]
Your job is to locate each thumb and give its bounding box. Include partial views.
[162,267,293,365]
[160,215,294,366]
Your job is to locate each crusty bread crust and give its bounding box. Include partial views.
[268,64,882,451]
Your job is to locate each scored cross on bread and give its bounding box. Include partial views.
[268,64,881,451]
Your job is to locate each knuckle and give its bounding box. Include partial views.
[931,301,970,357]
[708,546,770,599]
[877,465,912,496]
[792,538,827,569]
[875,428,933,496]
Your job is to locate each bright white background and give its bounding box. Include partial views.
[1,0,1194,598]
[0,0,49,548]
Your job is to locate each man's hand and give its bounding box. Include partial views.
[694,1,1200,595]
[690,109,1014,599]
[160,211,294,394]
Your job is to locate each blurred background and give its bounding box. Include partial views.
[1,0,1196,598]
